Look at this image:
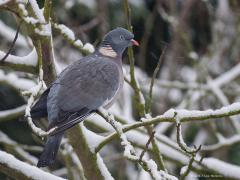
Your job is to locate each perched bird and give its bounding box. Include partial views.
[31,27,139,167]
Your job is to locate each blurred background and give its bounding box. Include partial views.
[1,0,240,179]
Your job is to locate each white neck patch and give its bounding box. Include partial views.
[99,45,118,58]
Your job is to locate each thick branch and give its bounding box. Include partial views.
[0,150,65,180]
[66,125,106,180]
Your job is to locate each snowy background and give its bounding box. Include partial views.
[1,0,240,179]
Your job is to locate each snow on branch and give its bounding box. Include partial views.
[0,70,36,90]
[0,48,38,74]
[202,158,240,179]
[213,63,240,87]
[202,134,240,151]
[96,102,240,152]
[0,131,38,165]
[16,0,51,37]
[176,123,201,154]
[0,150,66,180]
[0,48,37,66]
[53,23,95,54]
[0,105,26,123]
[143,102,240,123]
[96,154,114,180]
[29,0,45,24]
[80,123,105,153]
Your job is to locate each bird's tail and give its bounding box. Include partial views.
[37,133,64,167]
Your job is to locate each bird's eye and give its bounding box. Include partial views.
[119,35,125,40]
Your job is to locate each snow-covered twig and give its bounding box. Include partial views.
[139,131,155,162]
[0,70,36,90]
[201,158,240,179]
[0,105,26,123]
[0,48,38,74]
[0,150,65,180]
[213,63,240,88]
[0,131,38,165]
[97,108,177,180]
[207,77,240,132]
[23,68,55,137]
[53,23,95,55]
[176,123,200,179]
[125,128,240,179]
[96,102,240,152]
[202,134,240,151]
[176,123,201,154]
[61,142,87,180]
[180,155,195,180]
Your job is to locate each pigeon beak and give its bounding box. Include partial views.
[131,39,139,46]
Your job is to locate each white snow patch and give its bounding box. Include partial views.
[18,3,28,16]
[188,51,199,60]
[55,24,75,41]
[73,40,83,47]
[29,0,45,23]
[146,159,178,180]
[24,17,39,25]
[83,43,95,53]
[35,27,51,37]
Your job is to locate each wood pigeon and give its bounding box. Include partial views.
[30,27,139,167]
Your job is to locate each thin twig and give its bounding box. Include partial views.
[0,19,23,62]
[146,47,166,113]
[124,76,131,86]
[176,123,201,154]
[139,131,155,162]
[180,154,195,180]
[123,0,146,116]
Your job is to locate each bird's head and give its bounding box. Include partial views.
[98,27,139,57]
